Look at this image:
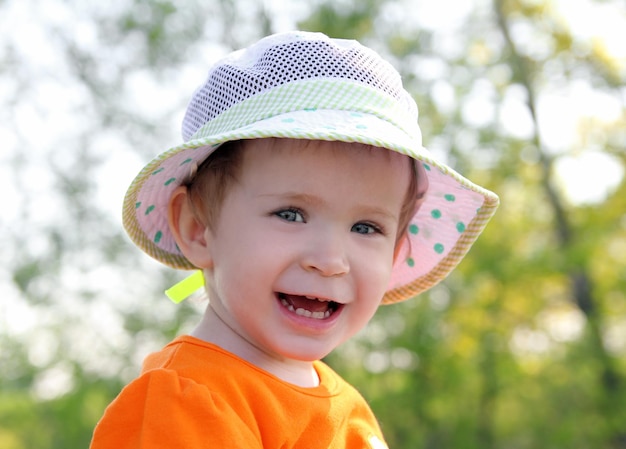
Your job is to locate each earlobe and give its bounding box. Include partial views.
[168,186,214,268]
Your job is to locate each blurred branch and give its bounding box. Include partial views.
[494,0,622,413]
[494,0,572,247]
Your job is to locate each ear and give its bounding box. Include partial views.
[168,185,214,269]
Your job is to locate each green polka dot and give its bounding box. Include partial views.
[351,112,363,117]
[304,107,317,111]
[456,222,466,233]
[154,231,162,244]
[431,209,442,219]
[164,177,176,186]
[356,124,367,129]
[406,257,415,267]
[152,168,164,175]
[282,118,295,123]
[423,163,431,171]
[145,205,155,215]
[409,224,419,234]
[434,243,444,254]
[135,202,141,209]
[444,194,456,202]
[180,158,192,165]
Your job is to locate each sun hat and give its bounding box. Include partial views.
[122,30,499,305]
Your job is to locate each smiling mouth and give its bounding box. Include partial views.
[278,293,340,320]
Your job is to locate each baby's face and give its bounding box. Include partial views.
[203,139,412,362]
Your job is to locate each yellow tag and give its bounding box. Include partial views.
[165,271,205,303]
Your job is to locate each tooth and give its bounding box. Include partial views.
[296,308,312,317]
[281,297,335,319]
[305,296,318,300]
[281,299,294,312]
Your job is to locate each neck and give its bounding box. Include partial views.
[190,304,320,388]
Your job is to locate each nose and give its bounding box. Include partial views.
[301,229,350,277]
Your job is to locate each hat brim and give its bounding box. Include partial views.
[123,108,498,304]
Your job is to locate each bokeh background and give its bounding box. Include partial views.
[1,0,625,447]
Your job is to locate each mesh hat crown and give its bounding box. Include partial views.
[123,31,499,304]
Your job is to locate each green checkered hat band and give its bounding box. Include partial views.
[122,31,499,304]
[191,80,419,144]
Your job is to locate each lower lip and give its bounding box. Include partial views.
[275,295,343,332]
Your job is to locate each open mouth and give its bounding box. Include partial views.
[278,293,340,320]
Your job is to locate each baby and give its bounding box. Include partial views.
[90,31,499,448]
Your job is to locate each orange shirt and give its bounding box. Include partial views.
[90,336,388,448]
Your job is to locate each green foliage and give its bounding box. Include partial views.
[2,0,625,448]
[0,376,123,449]
[299,0,385,39]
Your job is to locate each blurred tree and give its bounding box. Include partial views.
[1,0,624,448]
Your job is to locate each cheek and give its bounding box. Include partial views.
[211,233,285,287]
[356,251,395,306]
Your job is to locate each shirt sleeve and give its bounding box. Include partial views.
[90,368,262,449]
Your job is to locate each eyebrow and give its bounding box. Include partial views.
[257,191,322,205]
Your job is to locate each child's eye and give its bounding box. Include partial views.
[351,222,382,235]
[275,208,305,223]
